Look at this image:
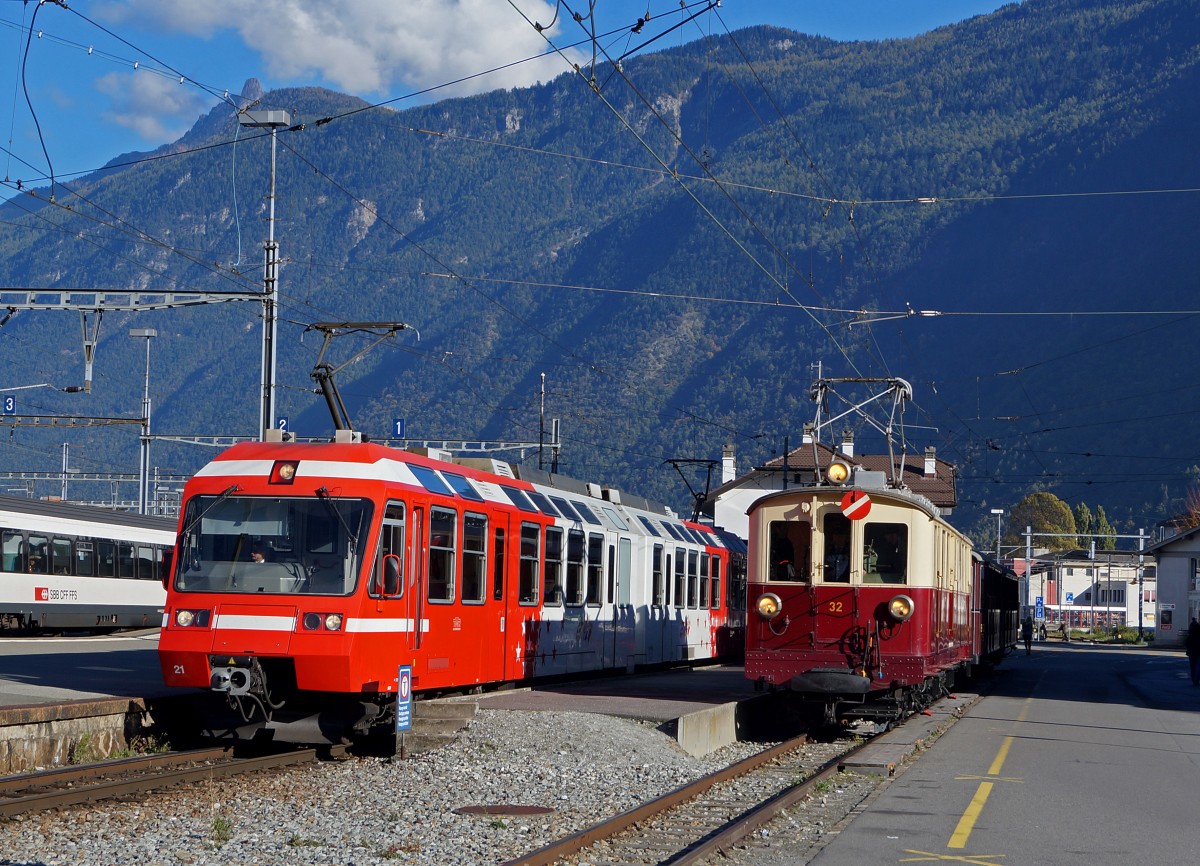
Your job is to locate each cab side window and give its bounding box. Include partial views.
[768,520,810,582]
[863,522,907,584]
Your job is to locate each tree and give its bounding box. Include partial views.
[1094,506,1116,551]
[1006,492,1077,552]
[1073,502,1094,548]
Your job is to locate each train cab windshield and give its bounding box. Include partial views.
[172,495,374,596]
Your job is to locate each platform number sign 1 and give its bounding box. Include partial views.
[2,396,13,414]
[393,418,405,439]
[395,664,412,733]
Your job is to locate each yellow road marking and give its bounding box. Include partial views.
[955,775,1022,783]
[987,735,1014,776]
[948,780,994,848]
[901,850,1005,864]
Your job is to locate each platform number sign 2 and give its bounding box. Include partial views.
[2,396,13,414]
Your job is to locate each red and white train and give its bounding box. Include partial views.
[745,460,1018,727]
[158,433,745,743]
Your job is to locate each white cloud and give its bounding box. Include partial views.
[98,0,581,98]
[95,70,213,142]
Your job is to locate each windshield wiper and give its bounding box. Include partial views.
[179,485,241,541]
[316,486,359,552]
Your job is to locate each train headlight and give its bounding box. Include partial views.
[826,460,851,485]
[301,611,345,631]
[756,593,783,621]
[174,609,210,627]
[269,460,299,484]
[887,594,915,622]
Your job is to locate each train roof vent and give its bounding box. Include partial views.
[407,446,451,463]
[334,430,363,444]
[586,482,602,498]
[602,486,621,504]
[455,457,516,478]
[852,469,888,490]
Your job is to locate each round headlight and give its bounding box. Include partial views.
[278,463,296,481]
[324,613,343,631]
[756,593,783,620]
[175,609,194,627]
[826,461,851,484]
[303,612,322,630]
[888,594,915,622]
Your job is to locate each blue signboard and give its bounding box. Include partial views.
[1035,597,1044,620]
[1065,592,1074,604]
[2,396,14,414]
[395,664,412,732]
[393,418,405,439]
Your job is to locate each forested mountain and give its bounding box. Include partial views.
[0,0,1197,545]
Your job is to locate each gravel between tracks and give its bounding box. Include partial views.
[0,708,882,866]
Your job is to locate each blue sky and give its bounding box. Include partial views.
[1,1,1013,195]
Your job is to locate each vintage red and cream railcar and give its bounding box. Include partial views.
[745,464,1017,726]
[158,434,745,743]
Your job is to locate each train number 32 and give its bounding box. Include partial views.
[827,601,844,614]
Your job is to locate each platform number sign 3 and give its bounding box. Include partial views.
[3,396,14,414]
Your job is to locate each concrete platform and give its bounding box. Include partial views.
[841,691,980,776]
[471,664,759,756]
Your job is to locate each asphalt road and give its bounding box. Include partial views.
[811,641,1199,865]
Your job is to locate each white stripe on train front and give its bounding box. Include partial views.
[344,618,429,634]
[214,614,297,631]
[207,614,430,634]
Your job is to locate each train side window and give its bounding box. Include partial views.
[863,523,908,584]
[565,529,584,605]
[461,513,487,604]
[118,543,137,579]
[51,538,72,575]
[372,503,406,598]
[585,533,603,606]
[768,521,810,582]
[606,543,615,604]
[138,546,155,580]
[491,528,505,601]
[543,527,563,606]
[428,506,457,603]
[710,556,722,610]
[651,544,665,605]
[699,552,710,608]
[821,512,851,583]
[1,530,20,572]
[673,547,685,608]
[617,538,632,606]
[518,522,540,604]
[27,535,49,574]
[96,541,116,578]
[687,550,699,608]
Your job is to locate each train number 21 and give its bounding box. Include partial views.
[827,601,844,614]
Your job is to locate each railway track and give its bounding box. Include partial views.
[505,732,871,866]
[0,744,347,819]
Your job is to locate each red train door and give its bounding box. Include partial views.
[409,506,426,651]
[484,513,510,683]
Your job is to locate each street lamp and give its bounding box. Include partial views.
[130,328,157,514]
[238,108,291,440]
[990,508,1004,560]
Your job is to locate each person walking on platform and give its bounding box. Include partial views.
[1186,619,1200,687]
[1022,615,1034,656]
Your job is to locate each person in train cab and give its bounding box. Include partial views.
[825,534,850,582]
[770,534,795,581]
[250,544,267,564]
[1186,619,1200,687]
[1021,615,1034,656]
